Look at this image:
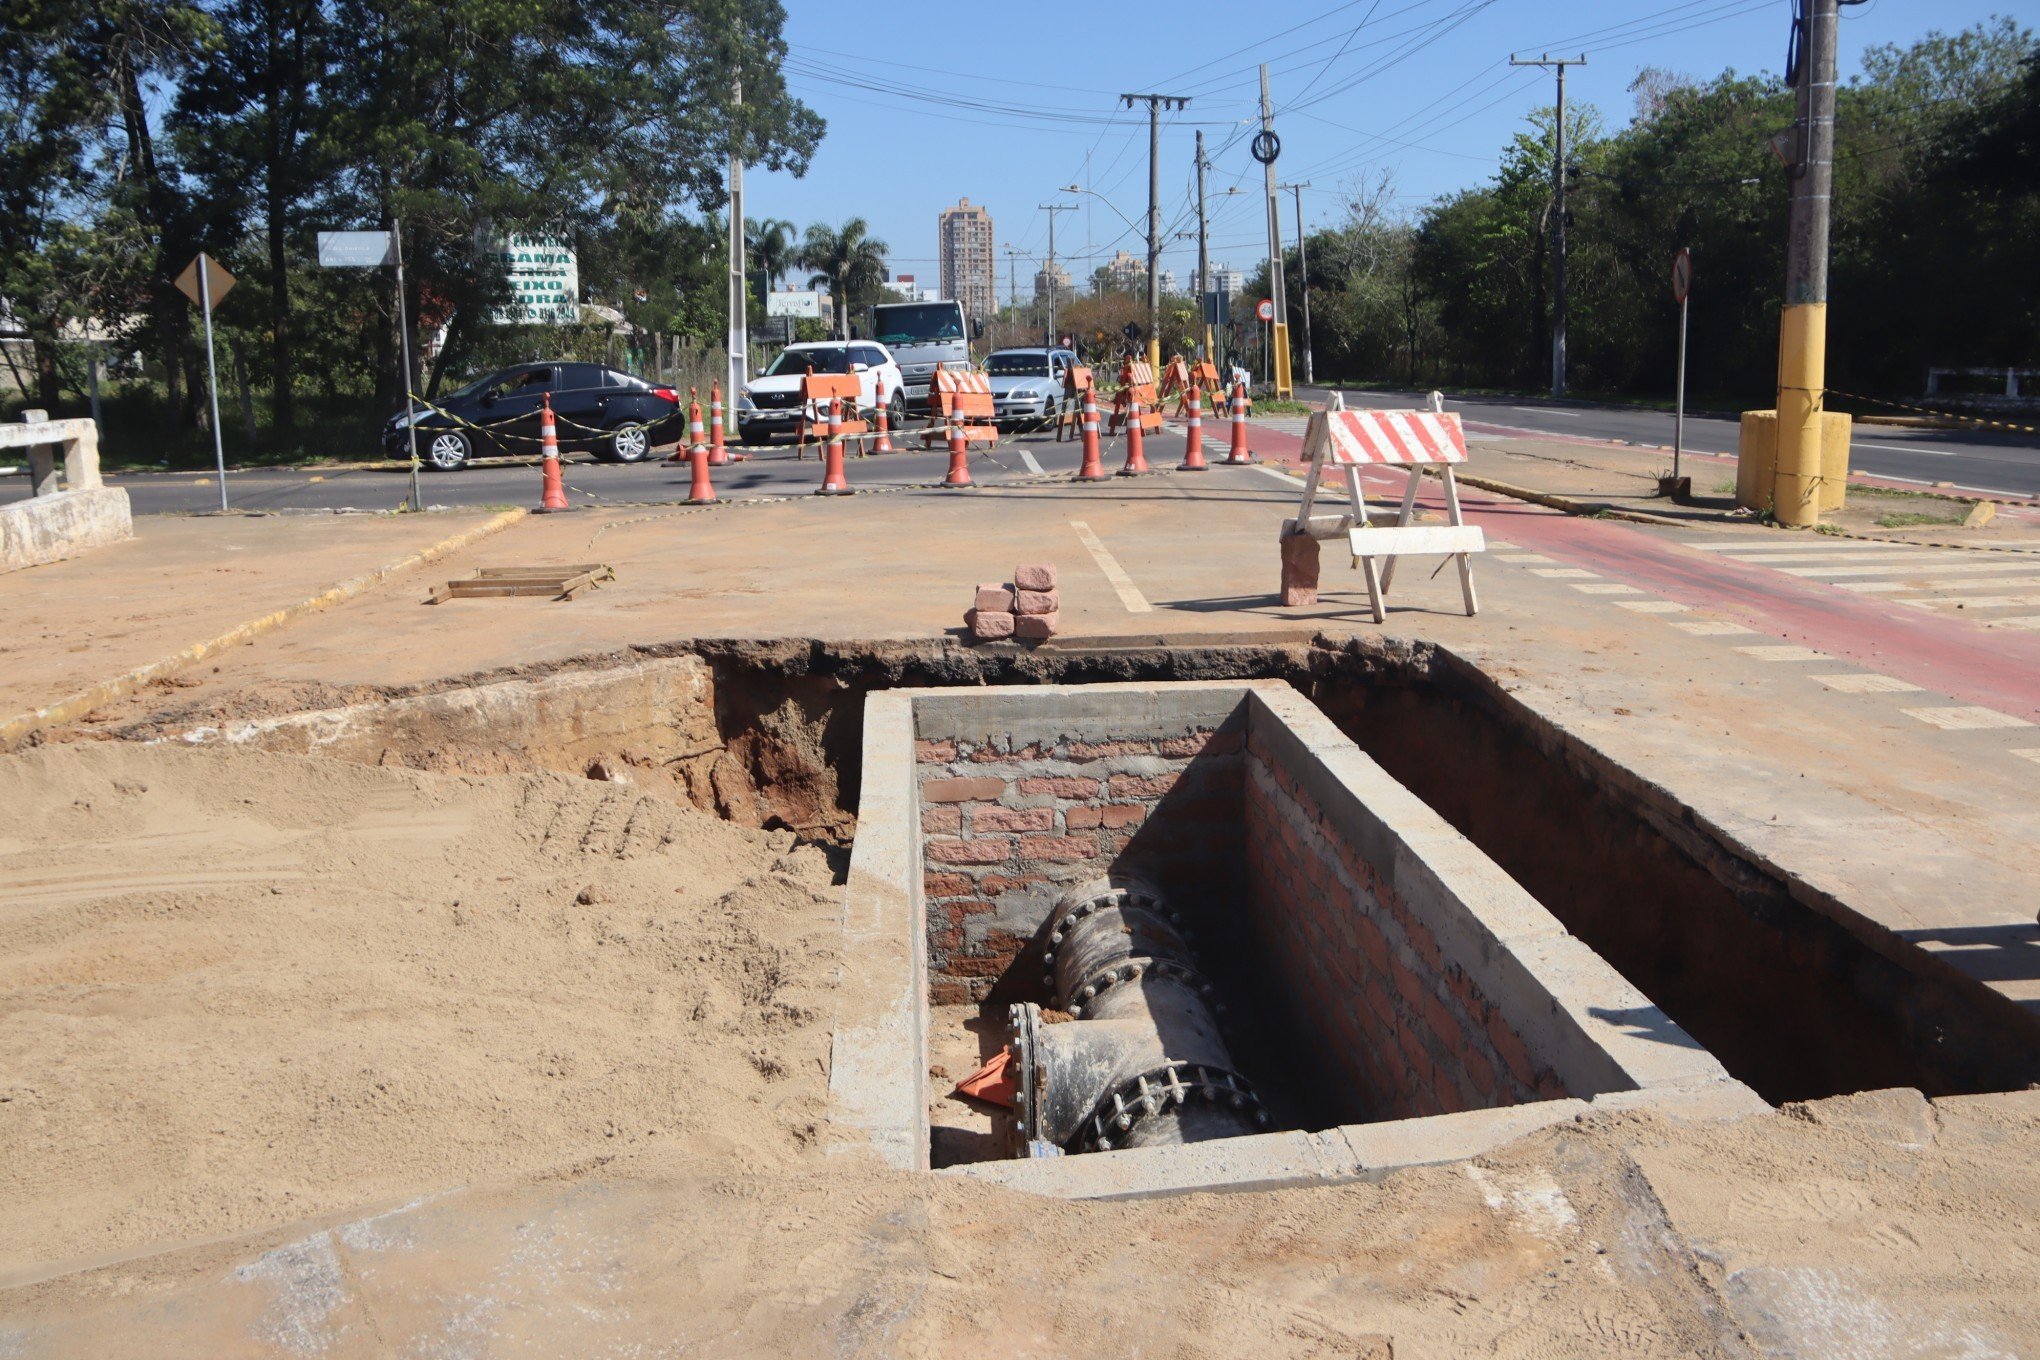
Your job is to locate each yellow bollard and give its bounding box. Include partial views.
[1772,303,1827,526]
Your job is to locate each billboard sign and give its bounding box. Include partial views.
[766,289,824,319]
[487,237,578,324]
[316,231,394,268]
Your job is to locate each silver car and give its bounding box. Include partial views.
[987,348,1078,428]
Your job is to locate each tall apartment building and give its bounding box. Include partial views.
[1210,263,1246,297]
[937,198,996,323]
[1033,259,1071,302]
[1101,250,1146,295]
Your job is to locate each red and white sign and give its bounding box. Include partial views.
[1255,298,1275,322]
[1318,408,1468,466]
[1671,249,1692,304]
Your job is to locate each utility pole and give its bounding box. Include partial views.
[1282,182,1314,387]
[1195,130,1212,362]
[1773,0,1840,525]
[1121,91,1190,373]
[1510,53,1585,398]
[1256,66,1291,397]
[727,66,748,405]
[1040,202,1075,348]
[1004,244,1019,347]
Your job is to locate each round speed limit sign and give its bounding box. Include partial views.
[1255,298,1275,322]
[1671,248,1693,303]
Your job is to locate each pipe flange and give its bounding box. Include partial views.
[1063,953,1211,1010]
[1075,1062,1268,1154]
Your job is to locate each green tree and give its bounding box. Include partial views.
[746,216,797,299]
[798,217,887,339]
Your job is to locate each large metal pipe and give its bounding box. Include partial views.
[1010,879,1265,1155]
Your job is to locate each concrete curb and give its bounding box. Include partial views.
[0,507,528,753]
[1451,472,1693,528]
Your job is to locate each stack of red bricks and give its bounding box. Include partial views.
[965,562,1058,641]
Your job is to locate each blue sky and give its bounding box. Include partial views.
[750,0,2028,303]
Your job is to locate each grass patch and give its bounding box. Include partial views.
[1874,511,1964,529]
[1712,479,1737,494]
[1252,399,1314,416]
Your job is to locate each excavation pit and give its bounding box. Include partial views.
[830,680,1759,1197]
[124,635,2040,1192]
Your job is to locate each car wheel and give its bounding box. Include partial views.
[604,421,652,463]
[736,423,762,446]
[887,390,906,431]
[423,429,471,471]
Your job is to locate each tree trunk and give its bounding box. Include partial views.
[30,330,63,409]
[231,338,257,450]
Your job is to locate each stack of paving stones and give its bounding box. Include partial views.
[964,562,1059,641]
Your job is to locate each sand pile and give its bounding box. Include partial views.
[0,743,842,1274]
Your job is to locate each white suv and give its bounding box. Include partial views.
[736,341,906,443]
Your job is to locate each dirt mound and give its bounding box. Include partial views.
[0,743,841,1273]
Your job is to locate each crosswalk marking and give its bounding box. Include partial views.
[1987,616,2040,631]
[1908,594,2040,610]
[1711,550,1964,566]
[1499,553,1555,564]
[1812,673,1924,694]
[1571,583,1642,595]
[1901,706,2033,731]
[1735,645,1829,662]
[1530,567,1598,579]
[2012,749,2040,764]
[1674,620,1759,635]
[1614,600,1690,613]
[1840,576,2040,594]
[1776,559,2037,579]
[1680,539,1941,553]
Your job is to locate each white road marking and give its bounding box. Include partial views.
[2011,748,2040,763]
[1778,559,2032,578]
[1251,464,1305,486]
[1680,539,1935,552]
[1851,440,1958,454]
[1734,645,1830,662]
[1499,553,1556,564]
[1840,576,2040,593]
[1530,567,1599,579]
[1571,583,1643,595]
[1514,407,1581,418]
[1812,673,1924,694]
[1901,706,2033,730]
[1724,551,1966,566]
[1908,593,2040,610]
[1988,616,2040,630]
[1017,449,1044,475]
[1674,620,1759,635]
[1614,600,1690,613]
[1069,520,1152,614]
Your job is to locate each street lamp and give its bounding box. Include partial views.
[1063,185,1155,359]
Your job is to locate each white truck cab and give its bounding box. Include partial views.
[869,300,976,404]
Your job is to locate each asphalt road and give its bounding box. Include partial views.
[0,430,1127,516]
[1303,385,2040,499]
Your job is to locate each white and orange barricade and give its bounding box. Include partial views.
[921,365,997,448]
[796,369,869,459]
[1178,359,1222,416]
[1106,357,1163,435]
[1055,364,1095,442]
[1156,354,1190,411]
[1282,393,1483,623]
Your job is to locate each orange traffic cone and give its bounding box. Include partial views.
[708,382,730,466]
[1179,384,1208,470]
[942,408,974,488]
[1226,380,1251,464]
[1118,395,1152,476]
[686,389,707,460]
[872,376,895,454]
[537,394,570,512]
[1076,386,1107,481]
[817,396,852,495]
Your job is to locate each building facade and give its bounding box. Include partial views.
[1100,250,1146,295]
[1033,260,1071,303]
[1210,263,1246,298]
[938,199,996,323]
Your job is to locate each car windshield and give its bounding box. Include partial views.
[765,347,849,376]
[872,304,964,345]
[987,353,1051,377]
[443,369,511,401]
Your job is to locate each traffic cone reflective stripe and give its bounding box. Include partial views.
[873,376,895,453]
[1076,389,1106,481]
[687,389,707,457]
[1119,395,1151,476]
[942,407,973,488]
[818,396,851,495]
[537,396,570,512]
[1225,381,1251,464]
[708,382,729,466]
[1179,385,1207,470]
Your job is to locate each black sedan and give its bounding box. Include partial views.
[384,362,684,470]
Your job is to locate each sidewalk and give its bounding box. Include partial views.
[0,509,518,747]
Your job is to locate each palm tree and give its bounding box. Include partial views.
[746,217,798,301]
[799,218,889,339]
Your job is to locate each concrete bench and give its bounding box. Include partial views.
[2,412,132,572]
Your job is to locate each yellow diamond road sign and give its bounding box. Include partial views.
[174,253,235,308]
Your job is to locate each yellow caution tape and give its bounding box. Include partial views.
[1828,388,2040,436]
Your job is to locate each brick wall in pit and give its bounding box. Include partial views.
[917,727,1245,1003]
[1244,725,1567,1123]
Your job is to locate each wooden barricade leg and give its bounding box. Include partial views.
[1442,466,1479,615]
[1345,465,1387,624]
[1379,466,1424,593]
